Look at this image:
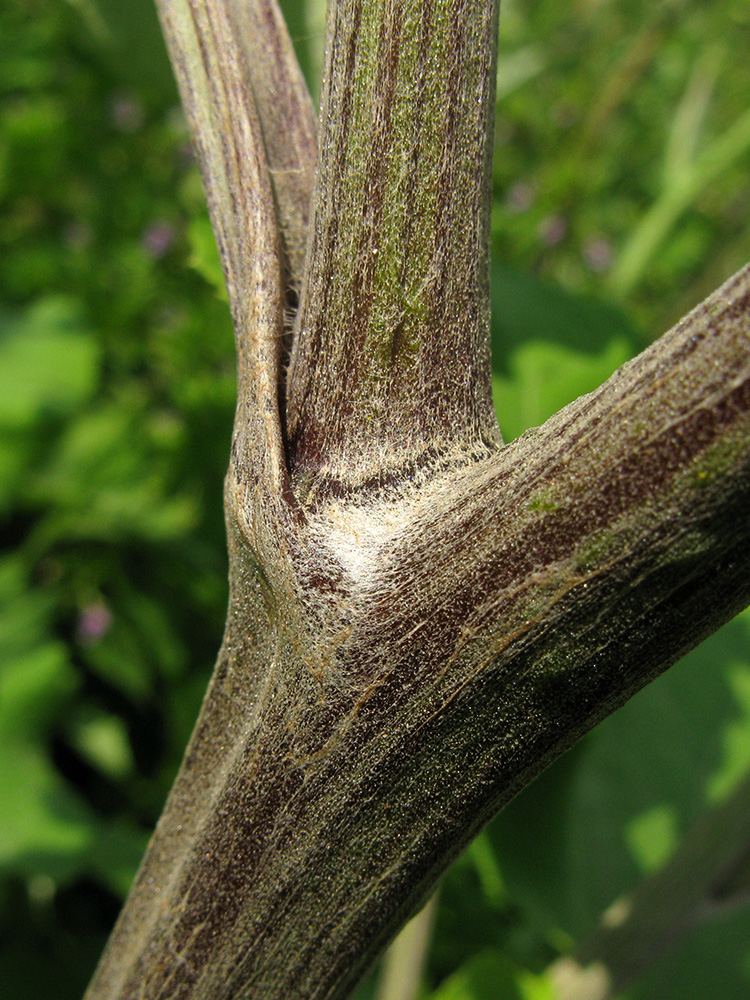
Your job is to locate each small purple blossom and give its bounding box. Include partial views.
[538,214,567,247]
[142,220,176,258]
[505,182,536,214]
[77,603,113,646]
[583,236,613,273]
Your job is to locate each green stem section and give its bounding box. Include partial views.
[286,0,501,489]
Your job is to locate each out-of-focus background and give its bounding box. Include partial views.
[1,1,750,997]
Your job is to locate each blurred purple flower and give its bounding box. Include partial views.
[583,236,613,273]
[77,603,113,646]
[142,220,176,258]
[538,214,567,247]
[505,181,536,214]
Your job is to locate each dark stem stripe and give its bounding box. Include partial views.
[430,3,469,335]
[390,0,434,370]
[282,0,362,462]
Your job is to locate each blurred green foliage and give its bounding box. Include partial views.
[1,1,749,998]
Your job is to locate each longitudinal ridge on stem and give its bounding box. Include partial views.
[229,0,318,291]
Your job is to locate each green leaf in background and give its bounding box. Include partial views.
[72,713,133,782]
[492,337,631,442]
[0,742,90,883]
[0,298,99,432]
[489,264,638,440]
[0,298,100,509]
[0,552,146,892]
[428,951,555,1000]
[707,661,750,803]
[26,395,198,546]
[0,555,77,738]
[631,908,750,1000]
[65,0,177,106]
[429,951,522,1000]
[486,610,750,999]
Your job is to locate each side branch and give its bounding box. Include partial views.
[377,265,750,681]
[155,0,293,496]
[230,0,317,289]
[286,0,502,488]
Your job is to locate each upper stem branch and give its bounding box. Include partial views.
[286,0,502,489]
[230,0,317,289]
[155,0,287,496]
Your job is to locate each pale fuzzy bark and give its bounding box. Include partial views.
[83,1,750,998]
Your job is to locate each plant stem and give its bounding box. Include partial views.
[286,0,502,488]
[82,2,750,998]
[84,263,750,1000]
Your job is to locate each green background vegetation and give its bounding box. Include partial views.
[1,1,750,997]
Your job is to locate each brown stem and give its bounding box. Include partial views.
[84,264,750,1000]
[286,0,502,489]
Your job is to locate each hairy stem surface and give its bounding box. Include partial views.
[86,260,750,999]
[286,0,502,486]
